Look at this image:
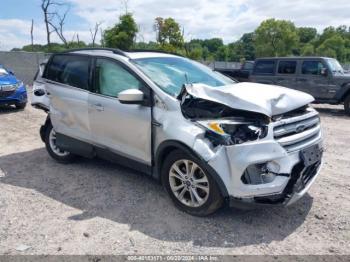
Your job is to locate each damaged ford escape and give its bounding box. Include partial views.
[33,48,323,216]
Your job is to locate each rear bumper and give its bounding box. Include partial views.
[0,85,27,105]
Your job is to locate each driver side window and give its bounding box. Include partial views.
[95,58,142,97]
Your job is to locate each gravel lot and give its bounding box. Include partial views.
[0,102,349,255]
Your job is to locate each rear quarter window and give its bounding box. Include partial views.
[254,60,276,75]
[45,55,91,90]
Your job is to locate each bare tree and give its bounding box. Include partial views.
[30,19,34,51]
[100,28,105,47]
[121,0,129,14]
[48,8,70,47]
[90,22,103,47]
[41,0,70,50]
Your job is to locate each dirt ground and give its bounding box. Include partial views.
[0,100,349,255]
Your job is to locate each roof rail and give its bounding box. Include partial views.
[60,48,130,58]
[129,49,184,57]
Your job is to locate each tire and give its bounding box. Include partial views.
[161,150,224,216]
[344,94,350,116]
[44,123,74,163]
[15,102,27,110]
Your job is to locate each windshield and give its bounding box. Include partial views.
[326,58,344,74]
[133,57,235,96]
[0,68,8,76]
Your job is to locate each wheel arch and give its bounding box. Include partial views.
[155,140,229,198]
[338,83,350,102]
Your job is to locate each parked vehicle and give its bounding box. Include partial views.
[249,57,350,115]
[31,61,49,112]
[0,65,27,109]
[216,61,254,82]
[33,48,323,216]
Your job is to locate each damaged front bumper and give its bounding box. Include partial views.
[205,108,323,208]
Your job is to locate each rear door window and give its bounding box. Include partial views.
[302,61,326,75]
[45,55,91,90]
[254,60,276,75]
[278,61,297,74]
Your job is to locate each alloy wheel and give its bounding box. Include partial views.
[169,159,210,207]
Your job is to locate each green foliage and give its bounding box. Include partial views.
[298,27,317,44]
[12,13,350,63]
[154,17,184,50]
[301,44,315,56]
[254,19,299,57]
[103,13,138,50]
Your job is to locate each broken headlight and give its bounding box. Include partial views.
[197,119,268,146]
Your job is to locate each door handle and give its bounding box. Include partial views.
[297,78,308,82]
[92,103,104,111]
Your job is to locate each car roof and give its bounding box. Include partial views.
[60,48,181,60]
[256,56,332,60]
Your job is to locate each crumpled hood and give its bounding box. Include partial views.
[183,82,314,117]
[0,74,18,85]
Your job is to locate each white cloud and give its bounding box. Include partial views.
[1,0,350,50]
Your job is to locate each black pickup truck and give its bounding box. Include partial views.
[216,61,254,82]
[249,57,350,115]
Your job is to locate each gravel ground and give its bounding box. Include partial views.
[0,102,349,255]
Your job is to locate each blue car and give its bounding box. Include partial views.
[0,66,27,109]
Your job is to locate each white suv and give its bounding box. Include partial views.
[32,48,323,216]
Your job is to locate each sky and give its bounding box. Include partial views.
[1,0,350,50]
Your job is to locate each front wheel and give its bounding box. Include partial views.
[45,123,74,163]
[162,150,223,216]
[15,102,27,110]
[344,94,350,116]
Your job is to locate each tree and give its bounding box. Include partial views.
[301,43,315,56]
[202,38,224,53]
[103,13,138,50]
[41,0,70,50]
[186,43,203,60]
[298,27,317,44]
[90,22,103,47]
[215,46,228,61]
[154,17,184,49]
[317,35,346,61]
[30,19,34,51]
[254,19,299,57]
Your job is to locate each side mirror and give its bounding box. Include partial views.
[9,70,14,75]
[118,89,144,104]
[321,68,328,77]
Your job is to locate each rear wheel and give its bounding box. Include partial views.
[45,123,74,163]
[344,94,350,116]
[162,150,223,216]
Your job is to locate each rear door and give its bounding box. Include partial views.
[88,57,152,165]
[297,60,330,99]
[275,60,299,90]
[44,54,92,142]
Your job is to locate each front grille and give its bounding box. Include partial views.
[273,109,321,152]
[0,90,15,98]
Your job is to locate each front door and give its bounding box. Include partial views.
[88,57,152,164]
